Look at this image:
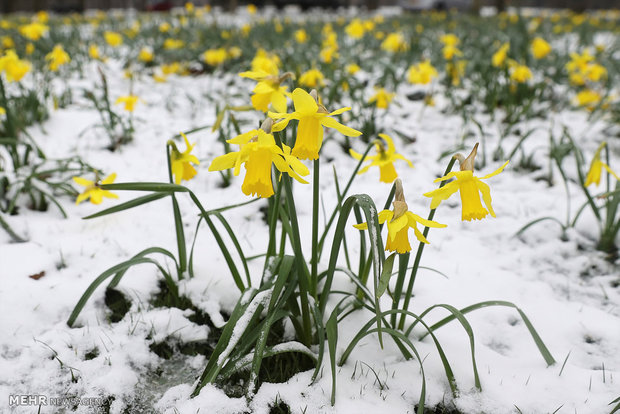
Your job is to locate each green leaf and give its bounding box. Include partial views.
[376,253,397,299]
[101,182,189,192]
[83,192,169,219]
[67,255,178,327]
[422,300,556,366]
[326,309,339,406]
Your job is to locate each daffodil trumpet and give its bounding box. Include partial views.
[208,118,310,198]
[269,88,362,160]
[424,143,509,222]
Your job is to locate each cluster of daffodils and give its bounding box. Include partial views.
[0,50,31,82]
[566,50,608,110]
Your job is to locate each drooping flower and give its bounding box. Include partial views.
[531,37,551,59]
[46,44,70,71]
[346,63,361,75]
[440,34,462,60]
[202,48,227,66]
[19,22,49,41]
[170,133,200,185]
[584,142,620,187]
[115,95,141,112]
[369,87,395,109]
[345,19,365,39]
[349,133,413,183]
[509,62,532,83]
[298,68,325,88]
[294,29,308,44]
[269,88,361,160]
[250,49,280,76]
[354,179,446,253]
[381,32,407,53]
[163,38,184,50]
[239,71,292,113]
[492,42,510,67]
[73,173,119,205]
[89,44,102,60]
[104,31,123,47]
[208,119,309,198]
[574,89,601,110]
[0,50,31,82]
[138,47,154,63]
[423,143,509,221]
[446,60,467,86]
[407,60,438,84]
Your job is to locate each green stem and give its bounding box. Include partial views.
[397,157,457,330]
[311,158,320,298]
[166,144,187,276]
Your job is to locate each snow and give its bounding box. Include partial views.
[1,15,620,414]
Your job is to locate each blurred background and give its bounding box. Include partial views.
[1,0,619,16]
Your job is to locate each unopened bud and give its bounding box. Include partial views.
[260,118,274,133]
[454,142,479,171]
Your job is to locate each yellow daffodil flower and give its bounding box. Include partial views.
[531,37,551,59]
[509,62,532,83]
[294,29,308,44]
[163,38,184,50]
[584,142,620,187]
[0,50,31,82]
[439,33,459,47]
[299,68,325,88]
[442,44,462,60]
[89,44,102,60]
[269,88,361,160]
[346,63,360,75]
[19,22,49,41]
[247,4,257,14]
[584,63,606,82]
[251,49,280,76]
[208,120,309,198]
[492,42,510,67]
[161,62,181,75]
[354,179,446,253]
[203,48,227,66]
[115,95,141,112]
[138,47,154,63]
[0,106,5,115]
[407,60,438,84]
[345,19,365,39]
[73,173,119,205]
[159,22,171,33]
[228,46,242,59]
[369,87,395,109]
[320,46,338,64]
[349,134,413,183]
[239,71,292,113]
[46,44,70,71]
[574,89,601,110]
[447,60,467,86]
[104,31,123,47]
[424,143,509,221]
[170,133,200,185]
[1,36,14,49]
[381,32,407,53]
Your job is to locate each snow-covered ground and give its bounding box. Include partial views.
[1,59,619,414]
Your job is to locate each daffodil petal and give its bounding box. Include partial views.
[292,88,318,115]
[475,179,495,218]
[320,116,362,137]
[407,212,447,228]
[208,151,239,172]
[423,179,460,210]
[480,160,509,180]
